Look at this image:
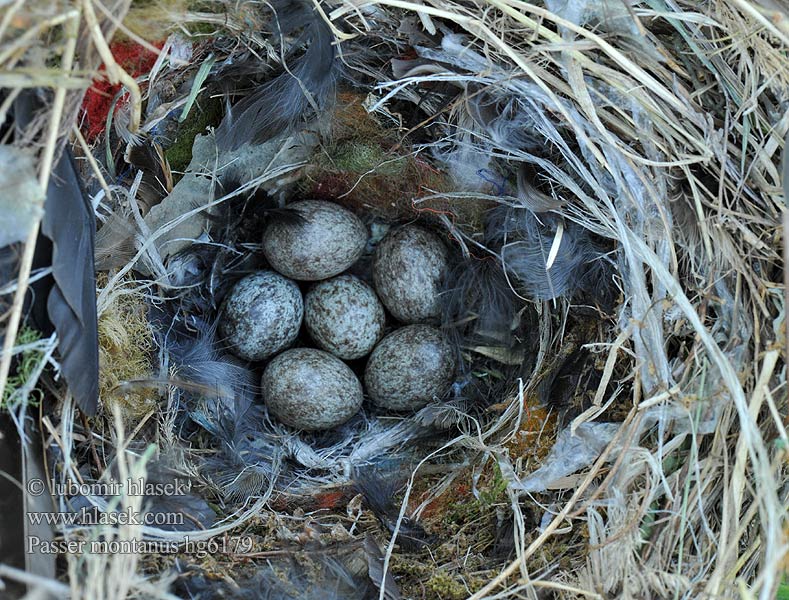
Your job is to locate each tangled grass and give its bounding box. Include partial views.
[0,0,787,598]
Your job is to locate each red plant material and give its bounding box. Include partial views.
[80,40,163,142]
[314,490,347,510]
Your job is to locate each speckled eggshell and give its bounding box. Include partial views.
[219,271,303,361]
[372,224,449,323]
[364,325,456,412]
[262,348,364,431]
[262,200,367,281]
[304,275,385,360]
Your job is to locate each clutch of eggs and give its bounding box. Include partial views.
[219,199,456,431]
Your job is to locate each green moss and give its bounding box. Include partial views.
[2,326,45,410]
[443,497,481,526]
[331,141,406,176]
[164,95,223,175]
[426,571,471,600]
[478,463,508,507]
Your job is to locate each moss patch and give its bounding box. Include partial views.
[97,276,155,424]
[1,326,45,410]
[164,95,223,176]
[301,91,473,222]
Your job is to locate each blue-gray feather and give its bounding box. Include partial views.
[215,0,339,150]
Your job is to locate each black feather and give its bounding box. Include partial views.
[10,92,99,414]
[355,469,434,551]
[215,0,339,149]
[42,148,99,414]
[123,137,173,214]
[440,256,516,353]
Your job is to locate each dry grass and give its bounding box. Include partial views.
[0,0,787,598]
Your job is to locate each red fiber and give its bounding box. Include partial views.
[80,40,163,142]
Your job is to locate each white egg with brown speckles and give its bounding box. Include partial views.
[262,348,364,430]
[304,275,385,360]
[373,224,449,323]
[364,325,456,411]
[263,200,367,281]
[219,271,303,361]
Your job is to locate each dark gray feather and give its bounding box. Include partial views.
[41,147,99,414]
[486,206,613,304]
[215,0,339,150]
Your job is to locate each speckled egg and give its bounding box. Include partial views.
[262,348,364,430]
[372,225,449,323]
[364,325,456,411]
[262,200,367,281]
[304,275,385,360]
[219,271,303,361]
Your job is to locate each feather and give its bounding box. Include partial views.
[123,137,173,215]
[363,536,402,600]
[94,211,137,271]
[467,93,543,155]
[486,205,613,304]
[10,93,99,413]
[355,468,434,551]
[535,336,606,425]
[440,256,516,352]
[515,164,565,213]
[150,307,281,499]
[215,0,339,150]
[96,137,172,273]
[174,549,377,599]
[41,147,100,414]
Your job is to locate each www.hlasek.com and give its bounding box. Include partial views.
[27,506,184,527]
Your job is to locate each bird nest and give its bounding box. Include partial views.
[0,0,788,598]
